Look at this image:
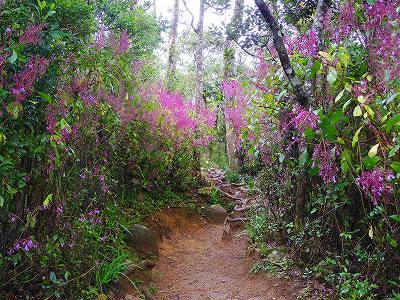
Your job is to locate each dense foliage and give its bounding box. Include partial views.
[232,1,400,298]
[0,0,399,298]
[0,0,215,297]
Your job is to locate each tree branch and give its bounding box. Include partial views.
[182,0,199,34]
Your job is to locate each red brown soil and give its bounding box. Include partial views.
[151,219,305,300]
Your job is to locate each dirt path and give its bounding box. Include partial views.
[151,221,304,300]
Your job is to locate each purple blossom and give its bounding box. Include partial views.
[93,27,106,50]
[293,106,320,133]
[312,141,338,184]
[56,203,64,217]
[12,56,49,102]
[356,168,395,205]
[19,24,46,45]
[8,237,38,255]
[297,29,319,57]
[114,30,130,56]
[335,1,357,41]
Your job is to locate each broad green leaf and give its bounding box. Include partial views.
[352,126,363,147]
[353,105,362,117]
[363,156,380,169]
[341,150,352,173]
[320,117,338,141]
[37,92,52,103]
[364,105,375,118]
[337,51,350,68]
[299,150,308,167]
[0,195,4,208]
[385,115,400,133]
[357,96,365,104]
[335,89,345,103]
[337,137,345,145]
[368,144,379,158]
[389,145,399,158]
[327,69,337,85]
[309,60,321,79]
[43,193,53,207]
[390,161,400,173]
[390,215,400,223]
[8,50,17,64]
[343,99,352,112]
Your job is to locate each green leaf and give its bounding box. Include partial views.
[335,89,345,103]
[331,111,349,125]
[341,150,352,173]
[385,115,400,133]
[352,126,363,148]
[368,144,379,158]
[390,215,400,223]
[327,69,337,85]
[364,105,375,119]
[353,105,362,117]
[363,156,380,169]
[299,150,308,167]
[309,60,321,79]
[320,117,338,141]
[37,92,52,103]
[309,166,319,176]
[337,137,345,145]
[8,50,17,64]
[0,195,4,208]
[390,161,400,173]
[43,193,53,207]
[389,145,399,158]
[343,99,352,112]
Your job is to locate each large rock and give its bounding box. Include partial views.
[205,205,228,223]
[125,224,159,256]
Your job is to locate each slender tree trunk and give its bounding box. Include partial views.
[166,0,179,89]
[224,0,244,171]
[254,0,309,106]
[194,0,205,107]
[255,0,312,227]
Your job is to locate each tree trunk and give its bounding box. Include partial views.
[255,0,312,227]
[194,0,205,107]
[254,0,309,106]
[224,0,244,171]
[166,0,179,89]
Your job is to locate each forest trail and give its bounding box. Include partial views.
[151,220,303,300]
[118,169,307,300]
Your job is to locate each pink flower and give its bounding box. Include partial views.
[293,106,320,133]
[12,56,49,102]
[19,24,46,45]
[312,141,338,184]
[8,237,38,255]
[114,30,130,56]
[93,27,106,50]
[356,168,395,205]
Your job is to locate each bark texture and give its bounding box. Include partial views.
[254,0,309,106]
[194,0,205,107]
[166,0,180,89]
[224,0,245,171]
